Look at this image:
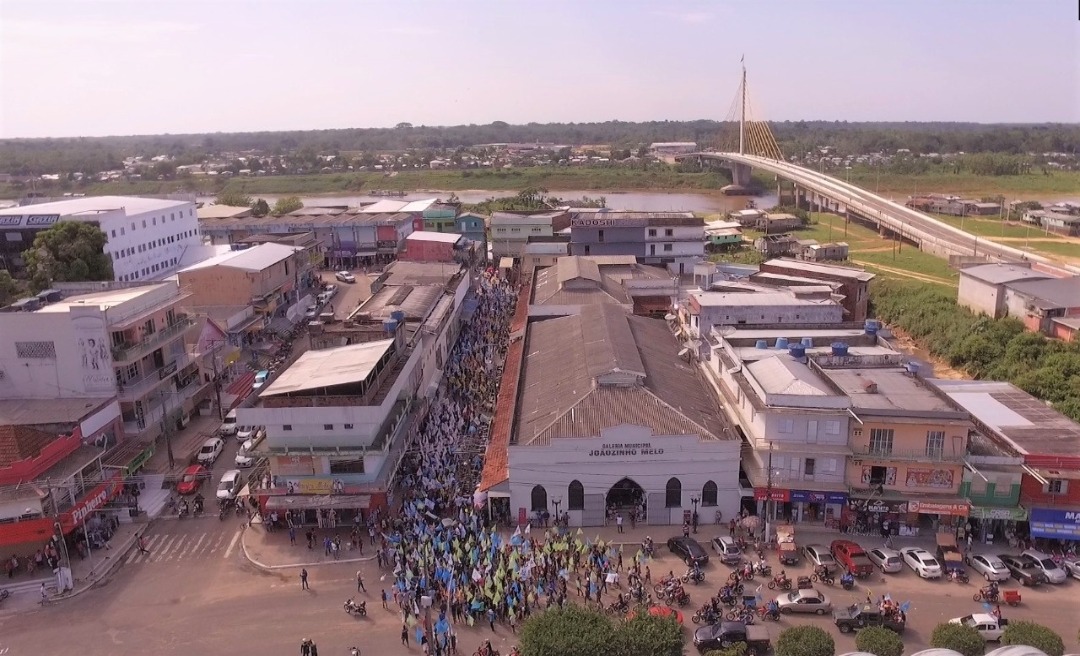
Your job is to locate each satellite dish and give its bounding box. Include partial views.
[717,325,736,338]
[664,313,676,321]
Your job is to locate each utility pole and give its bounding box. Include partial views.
[739,58,747,156]
[159,391,175,470]
[765,442,774,542]
[210,342,225,421]
[46,478,73,592]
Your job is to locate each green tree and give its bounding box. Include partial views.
[1002,620,1065,656]
[22,222,112,286]
[775,625,834,656]
[615,612,683,656]
[251,199,271,217]
[705,646,747,656]
[0,269,18,305]
[216,191,253,207]
[519,606,618,656]
[929,622,984,656]
[272,196,304,216]
[855,626,904,656]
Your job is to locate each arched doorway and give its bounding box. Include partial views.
[606,477,645,510]
[530,485,548,512]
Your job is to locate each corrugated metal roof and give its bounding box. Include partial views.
[1006,276,1080,309]
[406,231,463,244]
[959,263,1053,286]
[556,256,601,284]
[259,339,394,396]
[746,356,832,396]
[180,243,300,273]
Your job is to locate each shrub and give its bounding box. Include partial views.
[929,622,984,656]
[775,625,835,656]
[855,626,904,656]
[1002,620,1065,656]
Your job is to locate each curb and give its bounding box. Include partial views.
[2,576,53,596]
[52,524,148,602]
[239,525,377,571]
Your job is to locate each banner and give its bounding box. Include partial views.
[790,490,848,504]
[969,506,1028,521]
[907,500,969,516]
[1029,507,1080,540]
[905,467,955,490]
[273,455,315,476]
[754,488,790,502]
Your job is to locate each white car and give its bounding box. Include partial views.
[967,554,1011,582]
[335,271,356,283]
[235,439,256,468]
[216,469,244,500]
[900,547,942,579]
[196,437,225,465]
[304,305,319,319]
[1020,549,1068,584]
[867,547,904,573]
[237,425,256,441]
[219,409,239,436]
[1064,558,1080,580]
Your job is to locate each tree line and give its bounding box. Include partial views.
[871,279,1080,422]
[2,121,1078,176]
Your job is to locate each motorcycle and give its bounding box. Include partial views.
[177,503,189,519]
[948,569,969,584]
[726,607,756,624]
[0,588,9,602]
[692,606,720,625]
[972,587,999,603]
[758,606,781,621]
[193,495,205,517]
[682,569,705,584]
[344,598,367,616]
[811,572,835,586]
[607,597,629,615]
[754,561,772,577]
[350,648,360,656]
[666,590,691,607]
[767,576,792,591]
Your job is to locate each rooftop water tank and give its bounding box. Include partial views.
[390,310,406,323]
[776,337,789,350]
[864,319,880,335]
[801,337,814,348]
[831,342,849,357]
[755,340,768,350]
[383,320,398,334]
[788,344,807,360]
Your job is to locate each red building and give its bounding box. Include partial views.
[401,231,465,264]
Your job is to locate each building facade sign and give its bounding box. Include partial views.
[273,455,316,476]
[754,488,791,502]
[62,472,123,532]
[586,442,665,458]
[907,500,969,516]
[571,217,647,228]
[1029,507,1080,540]
[969,506,1028,521]
[0,216,23,227]
[26,214,61,226]
[70,312,115,393]
[790,490,848,504]
[905,468,955,489]
[847,498,909,514]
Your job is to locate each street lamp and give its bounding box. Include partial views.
[552,496,562,528]
[691,496,700,533]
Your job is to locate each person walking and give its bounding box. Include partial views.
[381,589,389,609]
[616,513,623,534]
[289,526,297,546]
[356,570,366,593]
[136,534,150,555]
[401,623,410,647]
[39,582,48,605]
[300,568,309,590]
[309,642,318,656]
[301,639,312,656]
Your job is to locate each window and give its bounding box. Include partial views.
[665,228,673,237]
[993,475,1012,497]
[925,431,945,458]
[344,423,354,430]
[568,480,584,510]
[665,477,682,508]
[869,428,893,455]
[1045,479,1068,495]
[531,485,548,512]
[152,217,157,225]
[702,481,718,507]
[598,230,605,243]
[330,458,365,474]
[804,458,816,476]
[778,419,794,434]
[142,220,146,228]
[824,420,841,435]
[283,424,293,431]
[511,227,521,233]
[110,229,116,238]
[853,428,862,437]
[663,244,672,252]
[648,228,657,237]
[324,424,334,430]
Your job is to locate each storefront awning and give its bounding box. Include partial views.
[265,494,371,511]
[969,505,1028,521]
[1029,507,1080,540]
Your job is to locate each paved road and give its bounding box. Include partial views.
[2,531,1078,655]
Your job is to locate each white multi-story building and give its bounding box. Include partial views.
[0,196,200,282]
[0,281,207,441]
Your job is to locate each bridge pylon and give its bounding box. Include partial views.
[722,60,784,162]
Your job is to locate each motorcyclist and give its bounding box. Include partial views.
[480,639,496,656]
[814,564,830,579]
[766,598,780,616]
[755,557,769,574]
[985,581,999,599]
[178,499,189,516]
[686,562,703,579]
[774,569,789,584]
[193,494,205,514]
[840,569,855,588]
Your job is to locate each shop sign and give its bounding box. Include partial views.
[754,488,790,502]
[1029,507,1080,540]
[587,442,664,458]
[970,506,1028,521]
[905,467,955,489]
[62,473,123,531]
[908,500,969,516]
[791,490,848,504]
[26,214,60,226]
[847,498,908,514]
[268,476,366,496]
[274,455,315,477]
[0,215,23,226]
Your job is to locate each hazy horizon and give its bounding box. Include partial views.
[1,0,1078,139]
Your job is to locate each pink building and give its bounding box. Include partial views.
[401,231,464,263]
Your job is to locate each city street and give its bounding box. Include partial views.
[2,523,1079,655]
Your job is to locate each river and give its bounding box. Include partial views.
[197,190,779,214]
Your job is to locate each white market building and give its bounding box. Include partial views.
[480,301,741,527]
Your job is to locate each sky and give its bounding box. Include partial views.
[1,0,1078,138]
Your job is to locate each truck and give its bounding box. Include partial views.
[833,604,906,634]
[830,539,874,578]
[951,614,1008,641]
[775,524,799,566]
[693,621,772,655]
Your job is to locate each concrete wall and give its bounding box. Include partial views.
[102,202,200,282]
[957,274,1005,318]
[695,302,843,336]
[179,258,294,308]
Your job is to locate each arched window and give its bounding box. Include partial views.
[665,477,682,508]
[531,485,548,512]
[568,480,585,510]
[702,481,718,507]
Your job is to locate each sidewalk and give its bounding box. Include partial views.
[142,412,222,476]
[240,521,376,571]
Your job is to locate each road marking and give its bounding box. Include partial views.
[209,534,226,553]
[165,537,187,561]
[190,532,207,556]
[156,536,178,558]
[223,529,241,559]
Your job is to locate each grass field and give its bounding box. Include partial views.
[846,170,1080,200]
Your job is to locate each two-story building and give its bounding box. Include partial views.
[685,287,844,338]
[454,212,488,253]
[400,231,465,264]
[817,355,974,536]
[957,263,1055,319]
[568,211,705,275]
[529,255,677,319]
[239,326,423,522]
[490,211,571,259]
[0,281,206,442]
[931,379,1080,545]
[755,259,875,323]
[421,203,459,233]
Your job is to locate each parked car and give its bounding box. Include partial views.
[833,604,906,634]
[216,469,245,500]
[776,588,832,615]
[323,284,338,297]
[803,544,838,574]
[693,621,771,654]
[1063,558,1080,580]
[667,536,709,567]
[867,547,904,574]
[219,409,239,436]
[335,271,356,283]
[830,540,874,577]
[237,425,257,441]
[1020,549,1068,584]
[998,554,1047,586]
[196,437,225,465]
[900,547,942,579]
[951,614,1008,642]
[235,439,256,468]
[711,536,743,565]
[304,305,319,319]
[967,554,1011,582]
[176,465,207,495]
[253,370,270,389]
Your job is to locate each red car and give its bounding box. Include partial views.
[176,465,207,495]
[830,539,875,578]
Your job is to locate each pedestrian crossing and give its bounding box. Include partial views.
[125,529,242,565]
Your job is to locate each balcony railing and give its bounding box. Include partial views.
[852,445,963,463]
[116,352,199,401]
[112,316,196,364]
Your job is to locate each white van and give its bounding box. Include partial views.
[220,409,238,436]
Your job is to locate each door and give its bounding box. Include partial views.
[807,420,818,443]
[581,494,606,527]
[647,492,667,525]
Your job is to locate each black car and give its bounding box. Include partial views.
[998,554,1048,586]
[693,621,771,654]
[833,604,906,634]
[668,536,710,566]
